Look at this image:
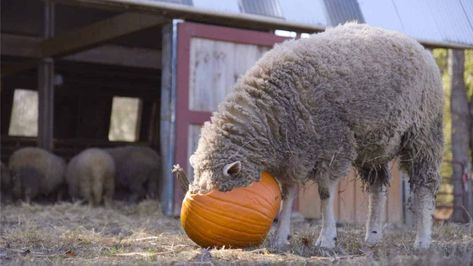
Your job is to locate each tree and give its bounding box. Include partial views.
[449,49,472,223]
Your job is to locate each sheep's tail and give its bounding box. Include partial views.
[172,164,189,192]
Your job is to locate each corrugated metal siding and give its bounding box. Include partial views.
[279,0,328,27]
[358,0,473,47]
[357,0,403,33]
[149,0,193,6]
[428,0,473,45]
[461,0,473,27]
[192,0,240,14]
[323,0,365,26]
[391,0,443,43]
[239,0,283,18]
[135,0,473,47]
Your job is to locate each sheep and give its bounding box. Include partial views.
[188,23,443,249]
[1,161,12,202]
[66,148,115,207]
[105,146,160,202]
[8,147,66,203]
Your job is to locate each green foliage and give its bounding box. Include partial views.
[433,49,448,75]
[433,49,453,177]
[433,48,473,207]
[465,50,473,100]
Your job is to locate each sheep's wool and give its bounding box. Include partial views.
[190,23,443,195]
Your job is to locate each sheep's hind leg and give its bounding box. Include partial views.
[315,178,338,248]
[403,156,441,249]
[129,182,146,203]
[401,117,443,249]
[272,184,298,249]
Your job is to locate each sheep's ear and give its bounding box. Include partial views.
[189,155,196,167]
[223,161,241,177]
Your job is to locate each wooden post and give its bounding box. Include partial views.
[449,49,471,223]
[37,0,55,151]
[159,22,178,216]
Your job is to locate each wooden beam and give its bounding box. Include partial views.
[64,45,161,69]
[0,34,41,58]
[1,34,161,69]
[2,12,167,75]
[37,58,55,150]
[37,0,55,151]
[40,12,167,58]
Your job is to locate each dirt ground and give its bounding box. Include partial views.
[0,201,472,265]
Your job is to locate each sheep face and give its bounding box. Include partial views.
[189,152,261,194]
[189,120,263,194]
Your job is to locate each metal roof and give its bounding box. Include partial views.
[279,0,328,27]
[359,0,473,47]
[239,0,283,18]
[324,0,365,26]
[68,0,473,48]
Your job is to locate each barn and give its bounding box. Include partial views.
[2,0,472,223]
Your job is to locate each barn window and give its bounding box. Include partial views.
[301,33,311,38]
[8,89,38,137]
[274,29,297,38]
[108,97,142,142]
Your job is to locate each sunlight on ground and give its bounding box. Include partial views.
[1,201,472,265]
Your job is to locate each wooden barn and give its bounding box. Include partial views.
[2,0,472,222]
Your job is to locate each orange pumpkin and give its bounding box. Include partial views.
[180,171,281,248]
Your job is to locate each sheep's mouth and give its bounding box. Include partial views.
[172,164,255,194]
[215,177,254,192]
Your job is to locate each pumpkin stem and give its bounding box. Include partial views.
[172,164,190,192]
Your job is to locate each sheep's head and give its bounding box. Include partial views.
[186,122,261,194]
[189,159,259,194]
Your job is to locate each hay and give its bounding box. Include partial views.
[1,202,472,265]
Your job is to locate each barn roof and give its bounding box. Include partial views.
[64,0,473,48]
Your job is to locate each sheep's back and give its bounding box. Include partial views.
[9,147,65,194]
[242,24,441,144]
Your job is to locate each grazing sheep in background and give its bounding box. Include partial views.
[189,23,443,249]
[105,146,160,202]
[66,148,115,207]
[1,161,13,202]
[8,147,66,203]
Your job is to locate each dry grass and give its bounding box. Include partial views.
[1,201,472,265]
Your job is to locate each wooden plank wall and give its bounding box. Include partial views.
[186,37,270,171]
[299,160,403,224]
[184,36,404,224]
[188,37,269,112]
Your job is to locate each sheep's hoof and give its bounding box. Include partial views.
[271,235,290,249]
[364,231,383,246]
[315,235,336,249]
[414,238,431,250]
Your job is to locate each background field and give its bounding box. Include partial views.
[1,201,472,265]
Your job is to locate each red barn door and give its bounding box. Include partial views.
[172,22,286,214]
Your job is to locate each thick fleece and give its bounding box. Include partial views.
[105,146,160,201]
[1,161,12,201]
[8,147,66,202]
[190,23,443,194]
[66,148,115,206]
[189,23,443,249]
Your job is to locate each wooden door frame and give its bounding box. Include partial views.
[173,22,287,213]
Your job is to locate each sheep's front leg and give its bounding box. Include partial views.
[315,179,338,248]
[413,186,436,249]
[273,184,297,248]
[365,182,387,245]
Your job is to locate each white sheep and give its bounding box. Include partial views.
[66,148,115,206]
[189,23,443,249]
[9,147,66,203]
